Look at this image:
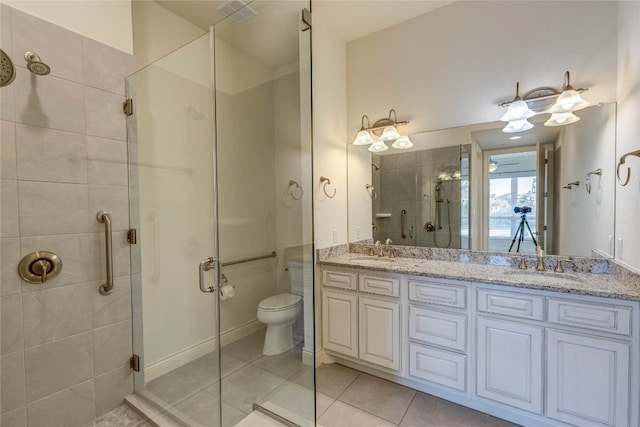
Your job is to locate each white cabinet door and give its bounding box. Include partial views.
[476,317,543,414]
[547,329,630,427]
[322,290,358,358]
[359,296,400,370]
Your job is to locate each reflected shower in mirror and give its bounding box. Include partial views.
[349,102,616,258]
[369,145,470,249]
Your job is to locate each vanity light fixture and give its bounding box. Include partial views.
[544,111,580,127]
[351,109,412,152]
[548,71,590,113]
[352,115,375,146]
[498,71,590,133]
[489,159,498,173]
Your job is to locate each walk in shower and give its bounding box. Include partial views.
[126,2,314,425]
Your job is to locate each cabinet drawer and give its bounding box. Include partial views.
[547,298,632,336]
[359,274,400,297]
[409,279,466,309]
[409,306,466,352]
[322,269,357,290]
[477,288,544,321]
[409,342,466,391]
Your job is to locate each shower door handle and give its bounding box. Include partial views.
[198,257,216,293]
[401,209,407,239]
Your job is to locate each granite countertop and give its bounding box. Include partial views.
[318,253,640,301]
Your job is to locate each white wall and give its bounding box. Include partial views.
[615,1,640,270]
[312,3,348,250]
[131,0,204,70]
[3,0,133,53]
[347,1,617,137]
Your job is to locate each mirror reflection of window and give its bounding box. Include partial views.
[487,150,538,253]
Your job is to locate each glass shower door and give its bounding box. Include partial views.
[126,32,223,424]
[127,2,314,426]
[213,1,315,426]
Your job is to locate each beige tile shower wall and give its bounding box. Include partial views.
[0,5,134,426]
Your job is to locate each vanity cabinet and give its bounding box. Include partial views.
[407,277,469,392]
[322,290,358,357]
[476,316,544,414]
[319,263,639,427]
[475,286,635,426]
[321,268,402,372]
[359,296,400,370]
[546,329,630,427]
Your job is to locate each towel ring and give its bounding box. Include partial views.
[366,184,377,200]
[320,176,336,198]
[617,150,640,186]
[288,180,303,200]
[585,168,602,194]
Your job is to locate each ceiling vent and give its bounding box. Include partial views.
[217,0,257,23]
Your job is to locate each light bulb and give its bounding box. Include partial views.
[503,119,533,133]
[352,130,374,145]
[550,89,590,113]
[500,100,535,122]
[391,135,413,149]
[368,140,389,152]
[380,126,400,141]
[544,112,580,127]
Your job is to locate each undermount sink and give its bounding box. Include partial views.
[349,256,396,266]
[502,269,583,286]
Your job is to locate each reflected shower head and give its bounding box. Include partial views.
[1,49,16,87]
[24,52,50,76]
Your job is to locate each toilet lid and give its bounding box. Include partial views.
[259,293,302,311]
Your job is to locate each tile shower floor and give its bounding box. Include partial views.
[119,330,519,427]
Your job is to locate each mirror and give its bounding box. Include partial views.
[348,102,616,258]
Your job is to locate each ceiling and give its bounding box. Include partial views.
[154,0,452,41]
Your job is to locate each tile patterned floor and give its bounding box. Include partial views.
[83,404,152,427]
[314,364,521,427]
[102,330,520,427]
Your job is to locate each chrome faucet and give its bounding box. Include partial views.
[374,240,383,257]
[512,256,528,270]
[384,238,394,258]
[536,246,545,271]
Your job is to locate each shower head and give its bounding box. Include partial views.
[1,49,16,87]
[24,52,50,76]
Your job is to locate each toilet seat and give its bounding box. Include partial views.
[258,293,302,312]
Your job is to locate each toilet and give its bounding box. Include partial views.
[257,260,305,356]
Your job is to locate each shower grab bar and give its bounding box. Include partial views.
[97,211,114,295]
[221,251,277,267]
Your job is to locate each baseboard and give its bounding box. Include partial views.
[145,319,265,381]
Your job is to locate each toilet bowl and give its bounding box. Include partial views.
[257,293,302,355]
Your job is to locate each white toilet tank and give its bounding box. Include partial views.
[287,256,312,350]
[287,259,306,296]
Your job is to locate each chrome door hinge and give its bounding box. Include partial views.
[123,98,134,116]
[127,228,137,244]
[130,354,141,372]
[301,8,311,31]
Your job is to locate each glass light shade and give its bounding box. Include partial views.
[452,171,461,180]
[549,89,590,113]
[380,125,400,141]
[544,111,580,127]
[489,161,498,173]
[352,129,374,145]
[391,135,413,149]
[368,140,389,152]
[500,100,535,122]
[503,119,534,133]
